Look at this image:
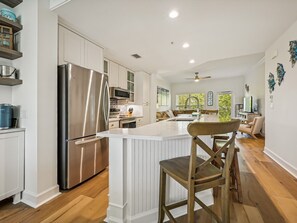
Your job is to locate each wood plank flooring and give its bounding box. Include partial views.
[1,134,297,222]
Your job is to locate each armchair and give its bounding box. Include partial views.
[238,116,264,139]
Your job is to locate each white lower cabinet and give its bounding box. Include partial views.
[109,121,119,129]
[0,129,25,204]
[136,118,143,127]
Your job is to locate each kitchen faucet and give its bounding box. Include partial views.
[184,96,200,111]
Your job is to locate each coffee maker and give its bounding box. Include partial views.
[0,104,12,129]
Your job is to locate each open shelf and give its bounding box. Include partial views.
[0,77,22,86]
[0,0,22,8]
[0,15,22,32]
[0,46,22,59]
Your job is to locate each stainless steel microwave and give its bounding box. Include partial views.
[109,87,130,100]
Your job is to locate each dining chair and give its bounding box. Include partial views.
[158,119,240,223]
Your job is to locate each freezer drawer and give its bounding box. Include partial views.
[66,136,108,189]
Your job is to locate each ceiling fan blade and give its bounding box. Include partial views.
[198,76,211,79]
[185,77,194,80]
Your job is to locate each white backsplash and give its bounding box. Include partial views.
[117,104,143,116]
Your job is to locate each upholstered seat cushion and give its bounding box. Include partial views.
[160,156,222,185]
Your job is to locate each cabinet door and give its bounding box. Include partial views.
[62,27,85,66]
[0,131,24,201]
[85,41,103,73]
[118,65,127,89]
[109,61,119,87]
[136,118,143,127]
[109,121,119,129]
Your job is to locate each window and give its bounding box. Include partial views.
[157,87,170,106]
[176,93,205,110]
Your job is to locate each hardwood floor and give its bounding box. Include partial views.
[1,134,297,222]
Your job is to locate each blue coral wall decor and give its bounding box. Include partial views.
[268,72,276,94]
[289,40,297,68]
[276,63,286,86]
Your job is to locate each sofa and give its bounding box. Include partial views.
[156,109,197,121]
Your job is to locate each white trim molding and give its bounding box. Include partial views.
[22,185,60,208]
[264,146,297,178]
[50,0,72,10]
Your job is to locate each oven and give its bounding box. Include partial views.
[120,118,136,128]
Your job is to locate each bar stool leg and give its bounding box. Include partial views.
[158,167,166,223]
[233,152,243,203]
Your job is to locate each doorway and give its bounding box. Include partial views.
[218,92,232,121]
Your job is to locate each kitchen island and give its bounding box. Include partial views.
[97,115,218,223]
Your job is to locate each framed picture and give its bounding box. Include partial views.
[207,91,213,106]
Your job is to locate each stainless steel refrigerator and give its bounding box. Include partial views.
[58,64,109,189]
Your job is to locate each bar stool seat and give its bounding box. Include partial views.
[160,156,222,186]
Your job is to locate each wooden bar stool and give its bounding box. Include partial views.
[213,137,243,203]
[158,119,240,223]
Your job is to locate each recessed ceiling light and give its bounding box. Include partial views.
[169,10,179,18]
[182,42,190,48]
[189,59,195,64]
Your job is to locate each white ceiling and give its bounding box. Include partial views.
[54,0,297,83]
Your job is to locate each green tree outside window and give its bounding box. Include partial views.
[218,93,232,121]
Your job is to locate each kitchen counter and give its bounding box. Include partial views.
[102,114,218,140]
[0,128,25,134]
[108,115,143,122]
[97,115,218,223]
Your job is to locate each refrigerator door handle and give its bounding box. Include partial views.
[74,137,103,145]
[103,81,110,124]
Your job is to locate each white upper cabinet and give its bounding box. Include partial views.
[108,60,130,90]
[58,25,103,73]
[85,41,103,73]
[109,60,119,87]
[59,25,84,66]
[118,65,127,89]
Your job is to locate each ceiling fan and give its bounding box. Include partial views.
[186,72,211,82]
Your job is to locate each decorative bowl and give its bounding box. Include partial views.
[0,8,16,22]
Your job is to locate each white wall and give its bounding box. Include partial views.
[244,60,265,115]
[10,0,59,207]
[264,20,297,177]
[171,76,245,116]
[37,0,59,197]
[13,0,39,198]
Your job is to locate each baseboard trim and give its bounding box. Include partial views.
[22,185,61,208]
[264,146,297,178]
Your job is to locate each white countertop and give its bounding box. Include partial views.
[0,128,25,134]
[99,114,220,141]
[109,115,143,122]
